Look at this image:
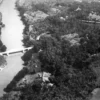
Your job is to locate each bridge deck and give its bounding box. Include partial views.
[0,47,33,56]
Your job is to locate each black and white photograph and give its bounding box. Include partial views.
[0,0,100,100]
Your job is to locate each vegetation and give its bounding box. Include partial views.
[19,19,100,99]
[0,17,7,68]
[67,1,100,20]
[0,55,7,67]
[0,40,6,52]
[2,1,100,100]
[0,22,6,52]
[31,3,51,13]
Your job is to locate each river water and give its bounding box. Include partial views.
[0,0,24,96]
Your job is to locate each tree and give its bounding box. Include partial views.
[0,55,7,67]
[0,45,7,52]
[0,41,6,52]
[21,48,34,65]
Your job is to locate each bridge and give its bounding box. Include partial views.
[0,47,33,56]
[80,20,100,24]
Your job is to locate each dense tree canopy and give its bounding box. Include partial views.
[19,16,100,100]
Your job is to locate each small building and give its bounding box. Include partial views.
[60,17,66,21]
[42,72,51,82]
[75,7,81,11]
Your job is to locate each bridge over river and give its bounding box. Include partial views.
[0,47,33,72]
[0,47,33,56]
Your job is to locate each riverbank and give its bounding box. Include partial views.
[0,12,7,70]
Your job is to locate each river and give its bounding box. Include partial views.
[0,0,24,96]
